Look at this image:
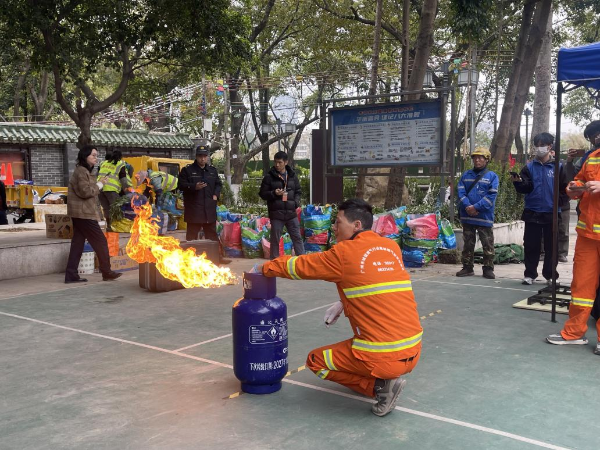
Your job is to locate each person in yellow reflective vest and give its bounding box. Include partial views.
[135,169,178,209]
[97,150,131,230]
[260,199,423,417]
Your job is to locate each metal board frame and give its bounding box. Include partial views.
[328,99,444,168]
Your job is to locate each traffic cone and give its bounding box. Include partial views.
[5,163,14,186]
[0,163,5,182]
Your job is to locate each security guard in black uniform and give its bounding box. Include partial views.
[178,144,223,242]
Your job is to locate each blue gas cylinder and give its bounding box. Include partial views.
[232,272,288,394]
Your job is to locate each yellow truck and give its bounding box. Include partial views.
[6,156,192,223]
[124,155,192,188]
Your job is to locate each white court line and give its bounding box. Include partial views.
[415,279,536,293]
[173,301,337,352]
[0,311,232,370]
[283,379,570,450]
[0,310,570,450]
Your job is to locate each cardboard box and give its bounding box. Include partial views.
[95,242,138,272]
[34,204,68,223]
[45,214,74,239]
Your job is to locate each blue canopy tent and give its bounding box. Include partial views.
[551,42,600,321]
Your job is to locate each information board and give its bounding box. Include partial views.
[330,100,442,167]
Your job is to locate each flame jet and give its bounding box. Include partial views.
[126,196,237,289]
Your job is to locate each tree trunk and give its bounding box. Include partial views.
[356,0,384,199]
[77,109,93,148]
[13,60,31,121]
[489,0,552,163]
[228,77,246,182]
[515,130,524,159]
[530,8,553,141]
[260,84,271,175]
[384,0,438,209]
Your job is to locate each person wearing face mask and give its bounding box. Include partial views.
[511,132,567,285]
[547,121,600,355]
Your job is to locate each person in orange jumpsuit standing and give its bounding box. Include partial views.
[547,125,600,355]
[262,198,422,417]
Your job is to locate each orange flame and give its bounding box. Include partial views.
[126,202,237,288]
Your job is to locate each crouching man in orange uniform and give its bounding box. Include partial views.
[262,199,423,417]
[547,126,600,355]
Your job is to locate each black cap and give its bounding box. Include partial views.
[196,145,209,156]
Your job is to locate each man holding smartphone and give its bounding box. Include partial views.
[259,151,305,259]
[547,121,600,354]
[178,144,222,242]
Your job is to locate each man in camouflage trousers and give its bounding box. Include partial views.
[456,148,499,279]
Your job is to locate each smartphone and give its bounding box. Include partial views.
[568,185,587,192]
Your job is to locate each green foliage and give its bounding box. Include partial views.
[562,88,600,128]
[343,177,357,201]
[448,0,494,44]
[295,166,311,205]
[238,178,262,207]
[220,179,235,209]
[489,161,524,224]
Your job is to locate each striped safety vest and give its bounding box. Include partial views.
[150,171,178,192]
[98,160,125,193]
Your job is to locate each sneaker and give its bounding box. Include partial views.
[456,267,474,277]
[522,277,535,285]
[102,271,123,281]
[482,267,495,279]
[545,279,560,286]
[546,333,588,345]
[595,343,600,355]
[558,256,568,263]
[371,377,407,417]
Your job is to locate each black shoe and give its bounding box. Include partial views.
[456,267,474,277]
[65,278,88,284]
[482,267,496,279]
[220,258,232,265]
[558,256,568,263]
[102,271,122,281]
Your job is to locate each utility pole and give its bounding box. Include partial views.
[524,107,532,163]
[469,46,477,155]
[223,85,231,185]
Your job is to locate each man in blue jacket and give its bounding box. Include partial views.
[456,148,499,279]
[512,132,567,285]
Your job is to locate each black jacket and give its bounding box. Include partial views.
[178,161,222,224]
[259,165,301,221]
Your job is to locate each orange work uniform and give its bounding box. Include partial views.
[561,148,600,341]
[263,230,422,397]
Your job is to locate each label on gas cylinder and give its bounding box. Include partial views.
[249,319,288,344]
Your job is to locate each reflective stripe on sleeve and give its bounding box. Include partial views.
[576,220,586,230]
[571,297,594,308]
[352,331,423,353]
[323,349,337,371]
[286,257,301,280]
[316,369,329,380]
[586,157,600,165]
[593,224,600,233]
[343,280,412,298]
